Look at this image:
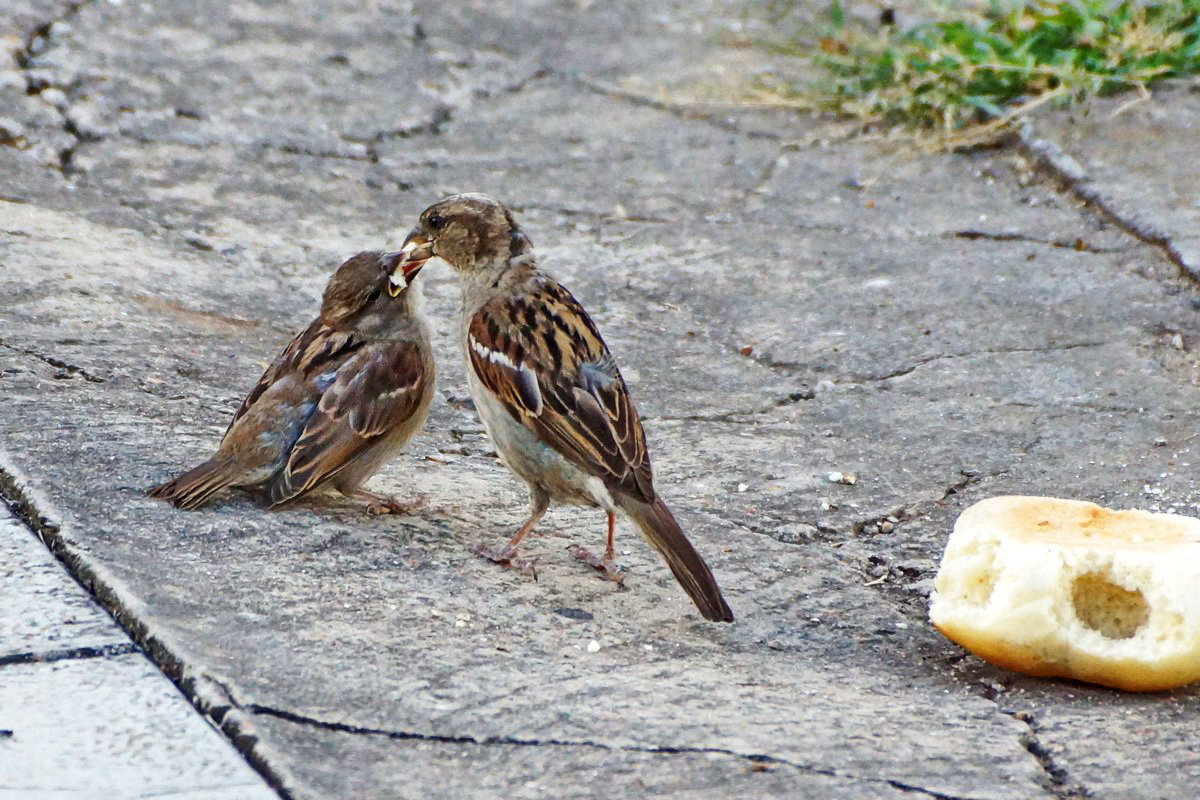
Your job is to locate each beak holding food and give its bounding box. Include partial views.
[386,233,434,297]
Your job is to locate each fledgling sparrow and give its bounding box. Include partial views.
[148,250,434,513]
[391,193,733,622]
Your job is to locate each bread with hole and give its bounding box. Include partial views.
[929,495,1200,691]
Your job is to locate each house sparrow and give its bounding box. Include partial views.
[148,250,434,513]
[391,193,733,622]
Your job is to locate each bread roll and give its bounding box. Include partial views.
[929,495,1200,691]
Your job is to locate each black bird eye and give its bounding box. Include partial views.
[427,213,445,230]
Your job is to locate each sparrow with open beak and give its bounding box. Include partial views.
[149,250,434,513]
[392,193,733,622]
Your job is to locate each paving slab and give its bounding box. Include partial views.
[1025,83,1200,279]
[3,1,1200,799]
[0,654,277,800]
[0,507,277,799]
[1,506,126,657]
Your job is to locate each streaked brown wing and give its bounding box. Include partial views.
[467,278,653,501]
[265,340,426,505]
[224,320,360,436]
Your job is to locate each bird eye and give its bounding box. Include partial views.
[427,213,445,230]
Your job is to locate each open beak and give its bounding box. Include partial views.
[386,231,434,297]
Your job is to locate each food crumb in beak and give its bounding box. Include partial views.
[387,269,408,296]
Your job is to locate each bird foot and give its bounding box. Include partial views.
[571,546,625,583]
[471,542,538,580]
[354,491,425,516]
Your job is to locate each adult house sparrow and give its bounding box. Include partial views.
[391,194,733,622]
[148,250,434,513]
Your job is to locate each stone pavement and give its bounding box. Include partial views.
[2,1,1199,798]
[1,504,278,798]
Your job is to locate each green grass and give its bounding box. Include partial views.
[758,1,1200,144]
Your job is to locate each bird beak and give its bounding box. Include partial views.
[386,231,434,297]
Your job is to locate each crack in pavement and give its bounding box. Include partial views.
[1019,123,1200,282]
[0,463,296,800]
[11,18,549,172]
[646,388,814,425]
[962,677,1089,799]
[947,229,1130,254]
[343,65,551,161]
[698,506,840,545]
[1015,713,1088,800]
[736,342,1106,391]
[0,337,105,382]
[342,105,454,163]
[247,703,985,800]
[571,74,783,140]
[12,0,101,175]
[569,75,890,156]
[857,342,1106,383]
[0,642,139,668]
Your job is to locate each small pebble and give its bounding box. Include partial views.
[826,471,858,485]
[587,640,601,653]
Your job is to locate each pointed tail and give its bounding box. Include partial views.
[618,494,734,622]
[147,458,239,510]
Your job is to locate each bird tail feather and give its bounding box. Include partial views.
[618,494,734,622]
[147,458,239,510]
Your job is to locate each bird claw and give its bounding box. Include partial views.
[571,546,625,583]
[360,493,425,515]
[471,542,538,581]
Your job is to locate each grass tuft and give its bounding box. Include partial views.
[755,1,1200,144]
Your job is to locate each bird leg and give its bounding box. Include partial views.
[350,489,425,516]
[472,489,547,579]
[572,511,625,582]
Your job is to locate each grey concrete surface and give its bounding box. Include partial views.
[1,507,125,656]
[0,508,277,799]
[1025,83,1200,280]
[3,1,1200,799]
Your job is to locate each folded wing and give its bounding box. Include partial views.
[264,334,427,506]
[467,278,653,502]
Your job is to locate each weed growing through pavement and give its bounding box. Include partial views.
[753,0,1200,146]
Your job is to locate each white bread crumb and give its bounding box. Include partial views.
[929,496,1200,691]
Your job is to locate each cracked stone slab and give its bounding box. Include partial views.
[1019,689,1200,799]
[3,0,1200,797]
[18,0,444,153]
[8,120,1200,795]
[373,77,785,220]
[1025,84,1200,280]
[3,169,1053,798]
[0,507,275,799]
[0,653,276,799]
[940,658,1200,800]
[0,505,127,658]
[253,714,925,800]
